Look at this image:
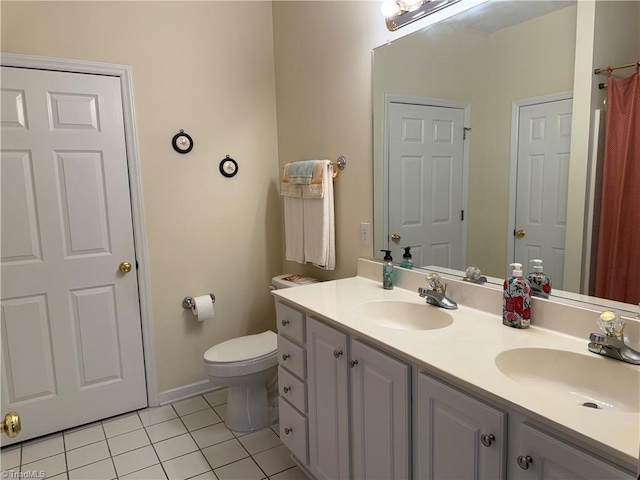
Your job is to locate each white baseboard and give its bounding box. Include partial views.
[158,380,219,405]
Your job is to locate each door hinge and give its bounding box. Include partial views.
[461,210,464,221]
[463,127,472,140]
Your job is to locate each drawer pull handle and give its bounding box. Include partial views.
[282,353,290,361]
[333,349,343,358]
[281,319,290,326]
[481,434,495,447]
[349,359,358,368]
[284,427,293,435]
[283,386,291,393]
[517,455,533,470]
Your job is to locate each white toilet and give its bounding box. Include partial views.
[203,274,318,432]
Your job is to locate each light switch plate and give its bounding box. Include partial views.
[360,222,371,246]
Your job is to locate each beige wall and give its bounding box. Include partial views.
[272,1,388,281]
[1,1,282,392]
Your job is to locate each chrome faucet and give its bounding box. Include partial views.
[418,273,458,310]
[587,311,640,365]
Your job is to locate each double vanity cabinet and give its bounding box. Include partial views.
[273,282,637,480]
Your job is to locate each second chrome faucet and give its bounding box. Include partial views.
[418,273,458,310]
[588,310,640,365]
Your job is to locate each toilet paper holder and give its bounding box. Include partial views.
[182,294,216,310]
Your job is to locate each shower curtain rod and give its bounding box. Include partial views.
[594,61,639,75]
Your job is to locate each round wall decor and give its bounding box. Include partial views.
[172,130,193,154]
[219,155,238,178]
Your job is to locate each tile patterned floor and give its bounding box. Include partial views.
[0,390,307,480]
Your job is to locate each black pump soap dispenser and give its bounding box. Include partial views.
[401,247,413,269]
[381,250,394,290]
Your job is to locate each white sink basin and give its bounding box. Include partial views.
[495,348,640,412]
[351,300,453,331]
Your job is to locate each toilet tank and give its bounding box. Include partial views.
[272,274,319,289]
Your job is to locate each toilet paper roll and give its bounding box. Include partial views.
[191,295,215,321]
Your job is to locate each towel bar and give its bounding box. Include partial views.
[182,294,216,309]
[332,156,347,170]
[331,155,347,179]
[281,157,346,181]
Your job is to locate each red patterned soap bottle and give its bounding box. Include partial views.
[503,263,532,329]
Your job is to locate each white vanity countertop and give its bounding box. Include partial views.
[272,275,640,470]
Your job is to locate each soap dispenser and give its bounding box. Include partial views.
[381,250,394,290]
[401,247,413,269]
[503,263,532,329]
[526,259,552,298]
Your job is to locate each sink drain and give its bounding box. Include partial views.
[582,402,600,409]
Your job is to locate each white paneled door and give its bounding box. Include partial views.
[1,66,147,445]
[388,102,465,269]
[514,98,572,289]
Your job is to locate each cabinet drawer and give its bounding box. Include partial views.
[280,398,309,464]
[276,302,305,344]
[278,334,306,379]
[278,366,307,414]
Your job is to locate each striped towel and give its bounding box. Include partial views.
[288,160,315,184]
[281,160,330,198]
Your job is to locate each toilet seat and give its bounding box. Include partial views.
[204,331,277,377]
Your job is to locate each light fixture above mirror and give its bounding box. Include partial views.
[382,0,462,31]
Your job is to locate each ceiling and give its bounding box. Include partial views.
[448,0,575,33]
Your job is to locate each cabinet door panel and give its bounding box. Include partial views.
[516,422,634,480]
[351,339,410,480]
[307,317,349,480]
[417,372,507,480]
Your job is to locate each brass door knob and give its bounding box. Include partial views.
[391,233,401,243]
[1,411,21,438]
[515,229,526,239]
[119,261,132,273]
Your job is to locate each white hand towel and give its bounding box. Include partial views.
[284,195,305,264]
[303,161,335,270]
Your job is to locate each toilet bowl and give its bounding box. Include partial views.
[203,274,318,432]
[204,331,278,432]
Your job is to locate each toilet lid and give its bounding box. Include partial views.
[204,331,277,364]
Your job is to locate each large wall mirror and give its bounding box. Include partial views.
[372,0,640,311]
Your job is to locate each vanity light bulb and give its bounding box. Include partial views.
[381,0,401,18]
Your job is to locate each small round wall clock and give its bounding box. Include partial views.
[219,155,238,178]
[172,130,193,154]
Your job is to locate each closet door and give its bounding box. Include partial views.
[1,66,147,444]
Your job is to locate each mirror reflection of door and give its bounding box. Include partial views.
[511,95,573,289]
[387,99,467,269]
